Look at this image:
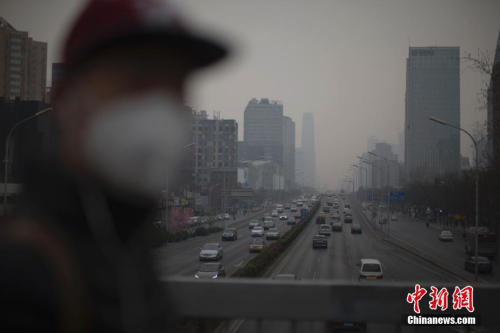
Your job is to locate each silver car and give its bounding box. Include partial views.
[439,231,453,242]
[266,227,280,240]
[199,243,223,261]
[251,226,264,237]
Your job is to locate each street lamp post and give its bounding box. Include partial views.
[430,116,480,282]
[348,169,357,194]
[351,165,360,190]
[360,157,384,226]
[369,151,391,238]
[3,107,52,216]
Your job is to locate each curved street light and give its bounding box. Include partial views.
[3,107,52,216]
[430,116,479,282]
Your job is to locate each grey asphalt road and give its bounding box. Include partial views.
[236,196,469,333]
[153,199,306,278]
[359,205,499,284]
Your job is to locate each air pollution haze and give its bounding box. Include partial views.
[1,0,499,189]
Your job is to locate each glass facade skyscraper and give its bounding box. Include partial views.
[405,47,460,180]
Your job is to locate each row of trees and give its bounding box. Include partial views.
[355,167,500,233]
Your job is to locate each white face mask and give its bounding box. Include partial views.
[82,91,189,198]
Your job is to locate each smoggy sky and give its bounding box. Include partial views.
[2,0,500,190]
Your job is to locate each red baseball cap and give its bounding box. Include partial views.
[62,0,228,72]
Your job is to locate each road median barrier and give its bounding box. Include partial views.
[232,197,322,278]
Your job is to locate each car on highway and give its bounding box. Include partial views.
[199,243,223,261]
[251,207,261,212]
[332,222,343,232]
[274,274,301,281]
[271,210,279,217]
[263,215,273,222]
[357,259,383,281]
[290,206,298,212]
[297,201,303,207]
[438,230,453,242]
[323,206,331,213]
[221,228,238,241]
[195,263,226,279]
[312,235,328,249]
[327,201,333,206]
[251,226,264,237]
[319,224,332,236]
[218,213,230,220]
[351,224,362,234]
[345,204,351,209]
[266,227,280,240]
[464,256,493,274]
[264,220,275,230]
[279,214,288,220]
[287,219,296,225]
[316,213,326,224]
[284,204,291,210]
[308,202,314,208]
[344,214,353,223]
[343,207,351,214]
[391,215,398,221]
[249,220,260,229]
[292,200,297,204]
[249,238,266,253]
[330,214,340,222]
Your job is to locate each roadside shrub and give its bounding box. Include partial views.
[208,227,223,234]
[194,227,209,237]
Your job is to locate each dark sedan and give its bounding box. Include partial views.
[464,256,493,274]
[332,222,343,232]
[222,228,238,241]
[287,220,296,225]
[195,263,226,279]
[312,235,328,249]
[351,224,362,234]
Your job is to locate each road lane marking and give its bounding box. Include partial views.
[391,278,396,284]
[235,261,245,268]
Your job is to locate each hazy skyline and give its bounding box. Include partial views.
[1,0,499,189]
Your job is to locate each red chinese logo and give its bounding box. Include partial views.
[407,284,427,314]
[408,285,474,313]
[452,286,475,313]
[429,286,449,311]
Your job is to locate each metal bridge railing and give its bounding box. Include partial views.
[164,277,499,332]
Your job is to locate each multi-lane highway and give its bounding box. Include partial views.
[153,199,301,278]
[235,196,465,333]
[154,195,486,332]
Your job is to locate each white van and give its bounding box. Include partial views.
[357,259,383,281]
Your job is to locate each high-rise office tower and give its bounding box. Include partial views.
[301,113,316,188]
[244,98,284,166]
[0,17,47,102]
[405,47,460,180]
